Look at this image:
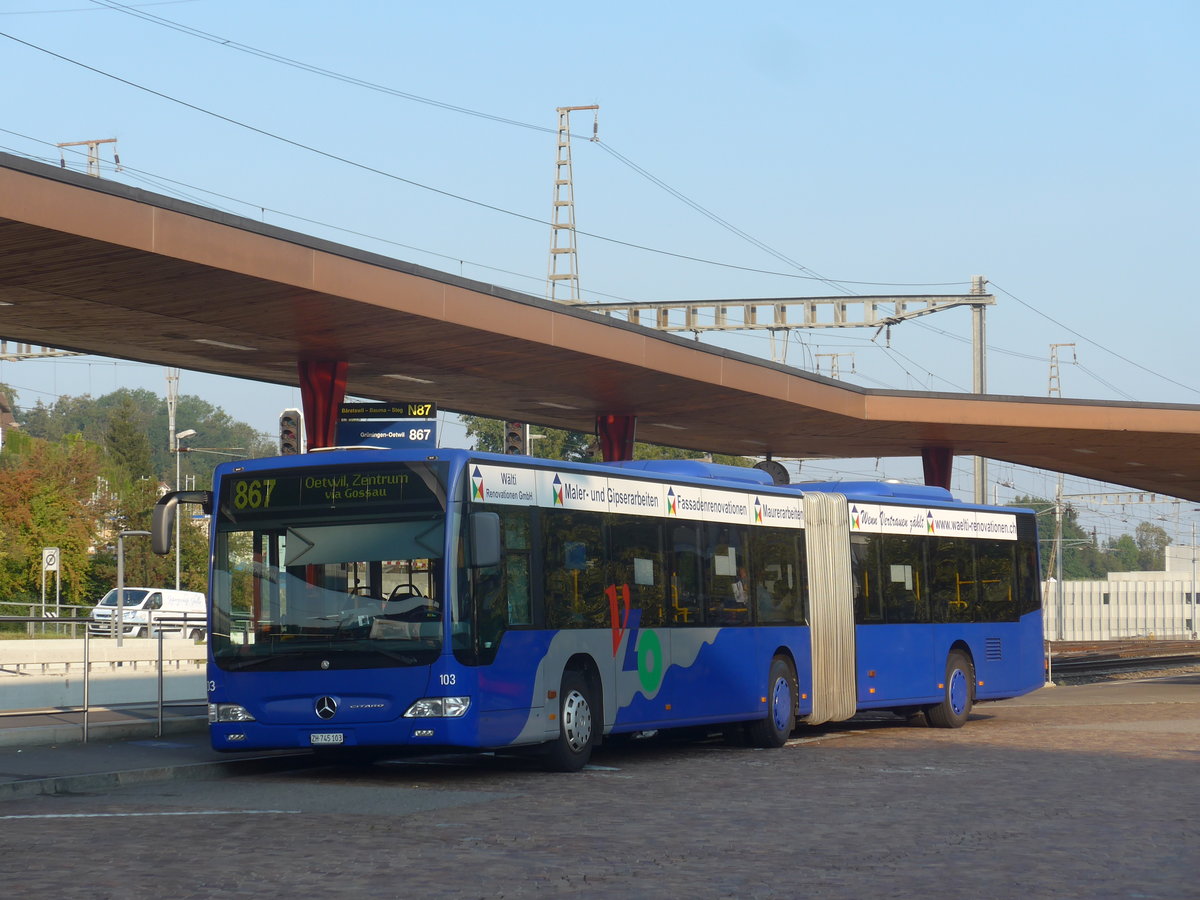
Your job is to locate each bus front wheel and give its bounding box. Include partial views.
[543,670,596,772]
[925,651,974,728]
[746,656,796,748]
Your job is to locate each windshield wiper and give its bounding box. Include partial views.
[222,653,285,671]
[367,647,420,666]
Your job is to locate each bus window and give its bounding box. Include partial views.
[928,536,976,622]
[747,528,805,624]
[975,539,1018,622]
[542,509,606,628]
[668,524,702,625]
[704,524,749,625]
[878,534,927,623]
[1015,516,1042,616]
[469,506,533,657]
[606,518,665,627]
[850,534,883,623]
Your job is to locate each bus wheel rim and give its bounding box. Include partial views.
[562,690,592,752]
[771,677,791,731]
[948,668,968,716]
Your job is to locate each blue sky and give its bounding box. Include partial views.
[0,0,1197,541]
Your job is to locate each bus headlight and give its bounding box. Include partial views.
[403,697,470,718]
[209,703,256,723]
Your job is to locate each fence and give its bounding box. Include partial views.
[1043,580,1199,642]
[0,616,207,742]
[1,602,206,641]
[0,602,92,637]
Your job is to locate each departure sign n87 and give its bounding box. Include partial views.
[334,401,438,449]
[339,402,436,421]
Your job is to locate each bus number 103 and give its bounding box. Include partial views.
[233,479,276,510]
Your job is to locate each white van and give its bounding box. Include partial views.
[88,588,207,640]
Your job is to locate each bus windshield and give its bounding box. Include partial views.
[209,461,449,671]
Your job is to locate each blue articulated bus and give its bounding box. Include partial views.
[152,448,1043,771]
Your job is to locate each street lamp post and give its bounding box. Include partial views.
[173,429,196,590]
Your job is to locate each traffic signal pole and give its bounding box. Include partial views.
[504,421,528,455]
[280,409,303,454]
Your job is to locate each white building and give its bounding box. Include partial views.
[1043,545,1199,641]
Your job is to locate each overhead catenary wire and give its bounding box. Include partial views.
[3,12,1194,444]
[74,0,972,292]
[991,281,1200,398]
[1,126,648,305]
[0,31,964,292]
[3,131,1171,412]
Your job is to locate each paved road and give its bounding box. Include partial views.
[0,676,1196,899]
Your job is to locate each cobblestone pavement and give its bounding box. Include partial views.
[1,677,1196,899]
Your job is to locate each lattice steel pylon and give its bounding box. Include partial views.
[1048,342,1076,398]
[546,105,598,304]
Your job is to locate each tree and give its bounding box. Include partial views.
[0,430,104,608]
[1,388,275,608]
[1010,495,1101,579]
[462,416,595,461]
[1134,521,1170,571]
[1103,533,1140,572]
[104,394,155,482]
[17,388,276,488]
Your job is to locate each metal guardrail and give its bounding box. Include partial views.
[2,608,207,641]
[0,616,206,742]
[84,611,207,640]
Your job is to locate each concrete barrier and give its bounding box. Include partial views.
[0,638,206,674]
[0,668,207,711]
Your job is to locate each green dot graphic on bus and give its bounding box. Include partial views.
[637,629,664,693]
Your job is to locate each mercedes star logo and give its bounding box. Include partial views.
[314,696,338,720]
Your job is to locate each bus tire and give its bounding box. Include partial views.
[542,670,596,772]
[926,651,974,728]
[746,656,796,748]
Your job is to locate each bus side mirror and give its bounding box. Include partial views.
[469,512,501,568]
[151,490,214,555]
[152,495,178,555]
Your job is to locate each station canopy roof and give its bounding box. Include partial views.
[2,152,1199,502]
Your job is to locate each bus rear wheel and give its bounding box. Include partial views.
[746,656,796,748]
[926,651,974,728]
[543,670,596,772]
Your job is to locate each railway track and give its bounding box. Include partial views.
[1045,641,1200,680]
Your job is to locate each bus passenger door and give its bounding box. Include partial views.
[804,493,857,725]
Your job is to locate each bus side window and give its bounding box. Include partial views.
[976,539,1017,621]
[703,524,749,625]
[542,509,606,629]
[928,537,976,622]
[879,534,926,623]
[850,534,882,623]
[606,517,665,627]
[747,528,804,625]
[473,507,533,653]
[668,525,702,625]
[1015,518,1042,616]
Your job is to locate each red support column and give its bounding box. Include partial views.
[298,360,348,451]
[921,446,953,490]
[596,414,637,462]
